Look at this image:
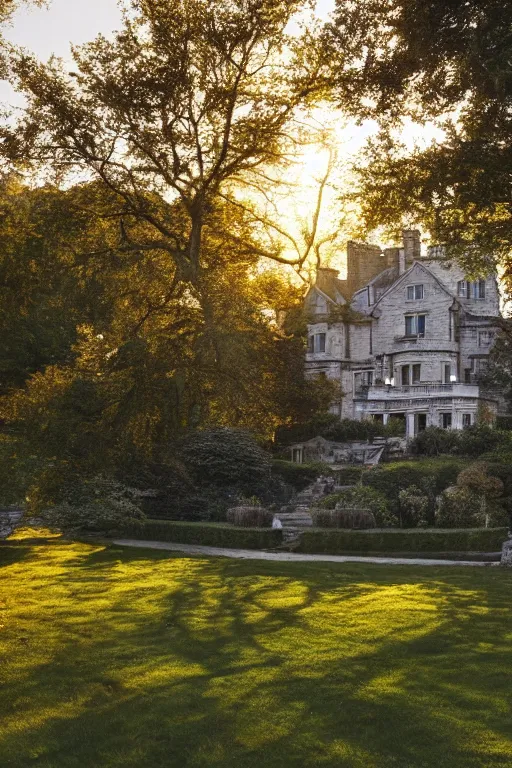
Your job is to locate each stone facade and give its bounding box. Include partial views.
[304,231,502,438]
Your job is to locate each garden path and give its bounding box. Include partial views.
[112,538,498,566]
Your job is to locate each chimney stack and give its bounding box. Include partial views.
[315,267,339,295]
[402,230,421,264]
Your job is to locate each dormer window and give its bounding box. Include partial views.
[405,314,426,338]
[407,284,424,300]
[457,280,486,299]
[307,333,326,353]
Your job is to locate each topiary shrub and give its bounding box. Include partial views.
[311,507,376,529]
[398,485,430,528]
[226,506,273,528]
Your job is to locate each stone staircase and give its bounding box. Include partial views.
[275,478,339,548]
[0,509,23,540]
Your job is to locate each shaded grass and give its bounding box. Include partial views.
[1,538,511,768]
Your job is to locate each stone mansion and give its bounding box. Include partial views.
[304,230,502,438]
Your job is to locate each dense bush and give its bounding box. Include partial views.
[126,519,283,549]
[275,416,405,447]
[226,506,273,528]
[310,507,376,529]
[316,485,395,526]
[410,427,461,456]
[32,476,146,533]
[436,486,485,528]
[362,458,466,523]
[298,527,508,555]
[411,425,512,458]
[398,486,429,528]
[179,428,271,489]
[271,459,331,490]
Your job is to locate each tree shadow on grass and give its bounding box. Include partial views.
[1,544,511,768]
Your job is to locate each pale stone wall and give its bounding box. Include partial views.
[304,239,503,433]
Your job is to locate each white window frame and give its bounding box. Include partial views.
[405,314,426,337]
[407,284,424,300]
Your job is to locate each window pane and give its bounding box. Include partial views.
[412,364,421,383]
[442,413,452,429]
[401,365,410,385]
[457,280,466,297]
[417,315,425,336]
[415,285,424,299]
[462,413,471,428]
[405,316,414,335]
[478,280,486,298]
[443,364,451,384]
[316,333,326,352]
[407,286,414,300]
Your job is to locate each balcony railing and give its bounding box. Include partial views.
[355,382,480,399]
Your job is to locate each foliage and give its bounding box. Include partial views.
[298,526,509,555]
[276,416,399,446]
[226,506,273,528]
[310,507,376,529]
[456,462,504,499]
[31,476,146,533]
[179,429,271,489]
[436,486,487,529]
[270,459,332,490]
[410,428,461,457]
[127,518,282,550]
[326,0,512,282]
[8,0,325,279]
[398,486,429,528]
[316,485,394,526]
[362,458,466,520]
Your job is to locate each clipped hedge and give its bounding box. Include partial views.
[124,518,282,549]
[297,527,508,555]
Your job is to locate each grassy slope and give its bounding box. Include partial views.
[1,537,511,768]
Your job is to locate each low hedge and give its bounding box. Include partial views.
[296,527,508,555]
[124,518,282,549]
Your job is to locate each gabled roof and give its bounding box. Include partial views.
[370,260,458,315]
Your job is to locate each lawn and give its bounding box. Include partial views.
[1,536,511,768]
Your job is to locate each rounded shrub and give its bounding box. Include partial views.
[180,428,271,490]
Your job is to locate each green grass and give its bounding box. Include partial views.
[1,536,512,768]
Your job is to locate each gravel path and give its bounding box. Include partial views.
[113,538,499,567]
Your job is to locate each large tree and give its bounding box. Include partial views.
[6,0,326,285]
[325,0,512,280]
